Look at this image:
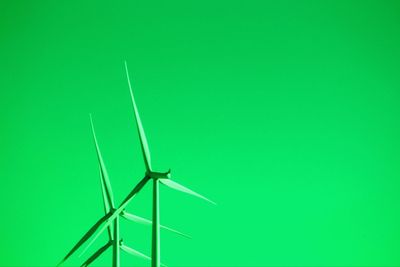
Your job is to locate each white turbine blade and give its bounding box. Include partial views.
[99,166,113,240]
[78,226,106,258]
[121,211,151,225]
[99,166,110,213]
[160,224,191,239]
[124,61,152,171]
[120,244,151,261]
[80,175,150,257]
[122,211,191,239]
[57,212,112,266]
[80,241,112,267]
[120,243,168,267]
[159,179,216,205]
[90,115,115,208]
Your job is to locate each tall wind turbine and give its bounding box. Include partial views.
[80,62,215,267]
[123,61,216,267]
[79,62,216,266]
[57,116,187,266]
[58,62,214,267]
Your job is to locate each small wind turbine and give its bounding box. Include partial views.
[57,116,187,266]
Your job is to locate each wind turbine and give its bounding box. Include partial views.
[57,116,187,266]
[78,62,216,267]
[122,61,216,267]
[58,62,214,267]
[80,62,215,267]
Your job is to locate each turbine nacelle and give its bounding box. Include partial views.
[147,169,171,179]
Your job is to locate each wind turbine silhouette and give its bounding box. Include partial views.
[57,62,215,267]
[57,116,187,266]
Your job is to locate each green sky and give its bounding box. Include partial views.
[1,0,400,266]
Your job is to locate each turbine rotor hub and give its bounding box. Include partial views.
[148,169,171,179]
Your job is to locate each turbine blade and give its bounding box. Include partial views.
[80,176,151,257]
[57,212,112,266]
[121,211,191,239]
[160,223,191,239]
[90,115,115,208]
[124,61,152,171]
[120,175,151,208]
[120,243,168,266]
[159,179,216,205]
[99,166,110,214]
[121,211,151,225]
[80,241,112,267]
[99,166,113,240]
[120,243,151,261]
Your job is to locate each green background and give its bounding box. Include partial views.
[1,0,400,266]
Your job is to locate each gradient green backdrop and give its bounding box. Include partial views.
[1,0,400,266]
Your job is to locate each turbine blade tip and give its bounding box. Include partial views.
[209,199,217,205]
[89,114,94,126]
